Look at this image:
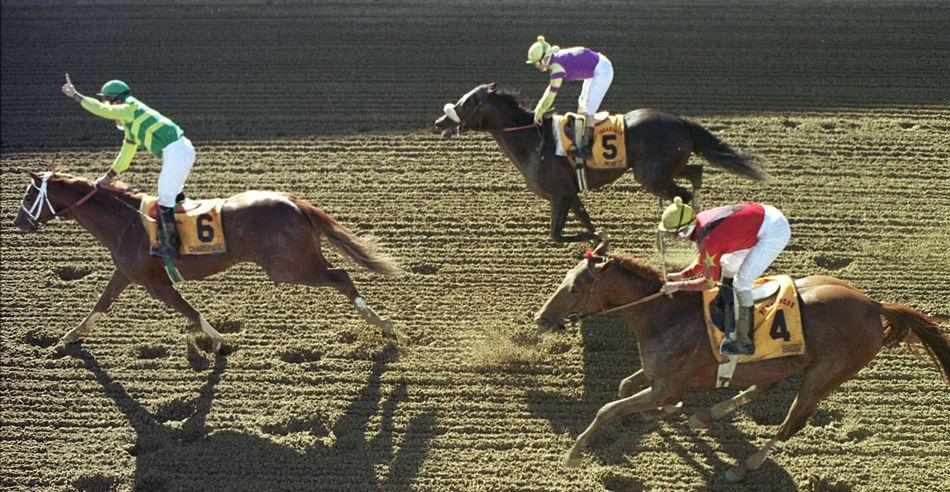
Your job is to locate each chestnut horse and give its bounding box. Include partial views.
[534,242,950,481]
[14,171,399,353]
[434,84,764,243]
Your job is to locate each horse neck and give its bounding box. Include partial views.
[57,183,140,250]
[487,104,542,167]
[604,268,701,350]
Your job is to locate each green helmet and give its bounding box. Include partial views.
[97,80,131,101]
[658,196,696,233]
[525,35,552,64]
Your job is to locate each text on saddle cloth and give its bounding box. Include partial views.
[703,275,805,364]
[553,112,627,169]
[140,196,227,255]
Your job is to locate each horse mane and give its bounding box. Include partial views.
[610,253,664,283]
[48,170,144,205]
[491,88,533,112]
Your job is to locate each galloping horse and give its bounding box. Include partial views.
[534,242,950,481]
[434,84,764,243]
[14,170,399,353]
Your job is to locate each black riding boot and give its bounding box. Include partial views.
[575,125,593,160]
[150,205,180,260]
[721,304,755,356]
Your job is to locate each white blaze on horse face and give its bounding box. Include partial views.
[443,103,460,124]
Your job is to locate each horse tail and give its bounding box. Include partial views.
[881,303,950,383]
[684,119,767,181]
[293,198,401,276]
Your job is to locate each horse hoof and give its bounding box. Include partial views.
[724,464,747,483]
[688,412,709,430]
[746,452,769,471]
[563,450,583,468]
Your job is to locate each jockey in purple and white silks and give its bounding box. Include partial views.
[526,35,614,158]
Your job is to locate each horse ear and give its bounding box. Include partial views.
[593,239,609,257]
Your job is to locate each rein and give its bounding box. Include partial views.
[502,122,539,132]
[53,187,99,217]
[588,291,666,318]
[21,172,144,225]
[567,257,667,322]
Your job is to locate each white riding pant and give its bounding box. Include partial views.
[718,205,791,300]
[157,136,195,207]
[578,56,614,117]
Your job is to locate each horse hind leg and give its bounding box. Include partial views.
[676,163,703,210]
[724,362,857,482]
[283,264,396,339]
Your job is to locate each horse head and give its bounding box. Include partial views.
[534,241,612,331]
[435,83,504,138]
[534,243,667,332]
[15,171,62,231]
[14,171,96,232]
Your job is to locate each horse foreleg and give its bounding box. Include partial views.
[618,369,650,398]
[689,381,778,430]
[62,269,131,344]
[148,285,223,353]
[565,385,679,468]
[620,369,682,421]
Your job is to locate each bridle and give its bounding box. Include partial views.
[566,257,666,322]
[20,172,98,226]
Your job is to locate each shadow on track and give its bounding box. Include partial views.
[69,345,436,490]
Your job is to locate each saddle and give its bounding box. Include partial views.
[703,275,806,364]
[139,196,227,256]
[552,111,627,169]
[709,279,783,333]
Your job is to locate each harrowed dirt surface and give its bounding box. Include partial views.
[2,1,948,490]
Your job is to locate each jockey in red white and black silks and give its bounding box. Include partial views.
[658,197,791,356]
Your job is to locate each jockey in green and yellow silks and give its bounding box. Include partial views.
[526,35,614,158]
[61,74,193,260]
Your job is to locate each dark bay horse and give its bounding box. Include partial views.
[534,242,950,481]
[434,83,764,243]
[14,171,399,353]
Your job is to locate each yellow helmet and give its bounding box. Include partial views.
[525,35,552,64]
[658,197,696,233]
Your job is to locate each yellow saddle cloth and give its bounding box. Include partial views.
[140,196,227,255]
[702,275,805,363]
[553,111,627,169]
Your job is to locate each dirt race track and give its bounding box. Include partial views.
[2,1,949,490]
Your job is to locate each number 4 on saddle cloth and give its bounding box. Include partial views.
[139,196,226,255]
[703,275,806,364]
[553,111,627,169]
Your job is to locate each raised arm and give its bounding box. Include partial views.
[62,73,134,121]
